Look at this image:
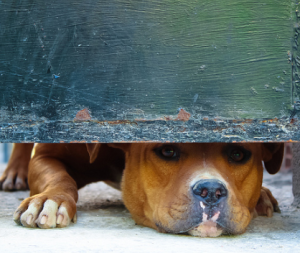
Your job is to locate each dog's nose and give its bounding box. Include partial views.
[192,180,227,205]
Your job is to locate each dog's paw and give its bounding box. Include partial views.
[254,186,281,218]
[13,193,77,228]
[0,163,28,191]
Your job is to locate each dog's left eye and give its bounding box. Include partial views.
[225,145,251,164]
[161,146,177,158]
[155,145,180,160]
[230,149,244,162]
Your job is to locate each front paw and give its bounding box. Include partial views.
[0,164,28,191]
[254,186,281,218]
[14,193,77,228]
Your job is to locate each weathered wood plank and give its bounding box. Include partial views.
[0,0,298,142]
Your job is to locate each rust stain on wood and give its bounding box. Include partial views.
[175,109,191,121]
[74,108,91,121]
[102,120,135,125]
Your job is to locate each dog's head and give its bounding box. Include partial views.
[110,143,283,237]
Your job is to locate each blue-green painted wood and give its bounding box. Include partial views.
[0,0,298,142]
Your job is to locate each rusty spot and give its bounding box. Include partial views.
[262,118,279,123]
[70,140,87,143]
[74,108,91,121]
[107,120,134,125]
[163,116,173,121]
[175,109,191,121]
[290,118,297,124]
[287,139,297,143]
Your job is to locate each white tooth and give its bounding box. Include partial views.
[200,201,205,209]
[202,213,208,222]
[211,211,220,222]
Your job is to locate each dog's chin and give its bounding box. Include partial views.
[187,221,223,237]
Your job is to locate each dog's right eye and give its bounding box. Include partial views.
[154,145,180,161]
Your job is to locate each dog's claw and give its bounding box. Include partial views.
[26,214,33,224]
[13,210,22,225]
[274,204,281,213]
[266,207,272,217]
[57,214,63,225]
[40,215,47,225]
[72,213,77,224]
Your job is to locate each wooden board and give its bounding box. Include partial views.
[0,0,299,142]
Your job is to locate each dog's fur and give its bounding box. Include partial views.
[3,143,283,237]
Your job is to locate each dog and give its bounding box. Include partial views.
[4,142,283,237]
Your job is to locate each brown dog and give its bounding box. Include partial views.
[10,143,283,237]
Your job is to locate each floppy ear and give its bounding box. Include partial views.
[262,143,284,174]
[86,143,102,163]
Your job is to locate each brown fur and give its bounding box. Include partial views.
[8,143,283,236]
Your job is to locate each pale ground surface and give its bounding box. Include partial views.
[0,163,299,253]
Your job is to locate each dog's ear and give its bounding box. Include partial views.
[107,143,131,152]
[262,143,284,174]
[86,143,102,163]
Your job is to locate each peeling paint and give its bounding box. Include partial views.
[0,115,299,143]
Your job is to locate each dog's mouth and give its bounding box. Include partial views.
[155,208,229,237]
[187,220,223,237]
[186,210,223,237]
[187,211,225,237]
[155,199,235,237]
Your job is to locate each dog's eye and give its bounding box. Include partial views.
[161,146,177,158]
[225,145,251,164]
[154,145,180,161]
[230,149,245,162]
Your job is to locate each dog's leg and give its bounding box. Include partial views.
[13,157,78,228]
[0,143,33,191]
[253,186,281,218]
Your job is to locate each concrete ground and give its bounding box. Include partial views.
[0,163,299,253]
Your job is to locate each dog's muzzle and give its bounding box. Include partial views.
[188,179,228,237]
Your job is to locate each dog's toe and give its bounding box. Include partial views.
[2,175,16,191]
[255,186,280,217]
[36,200,59,228]
[19,202,41,228]
[15,176,28,190]
[56,204,72,227]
